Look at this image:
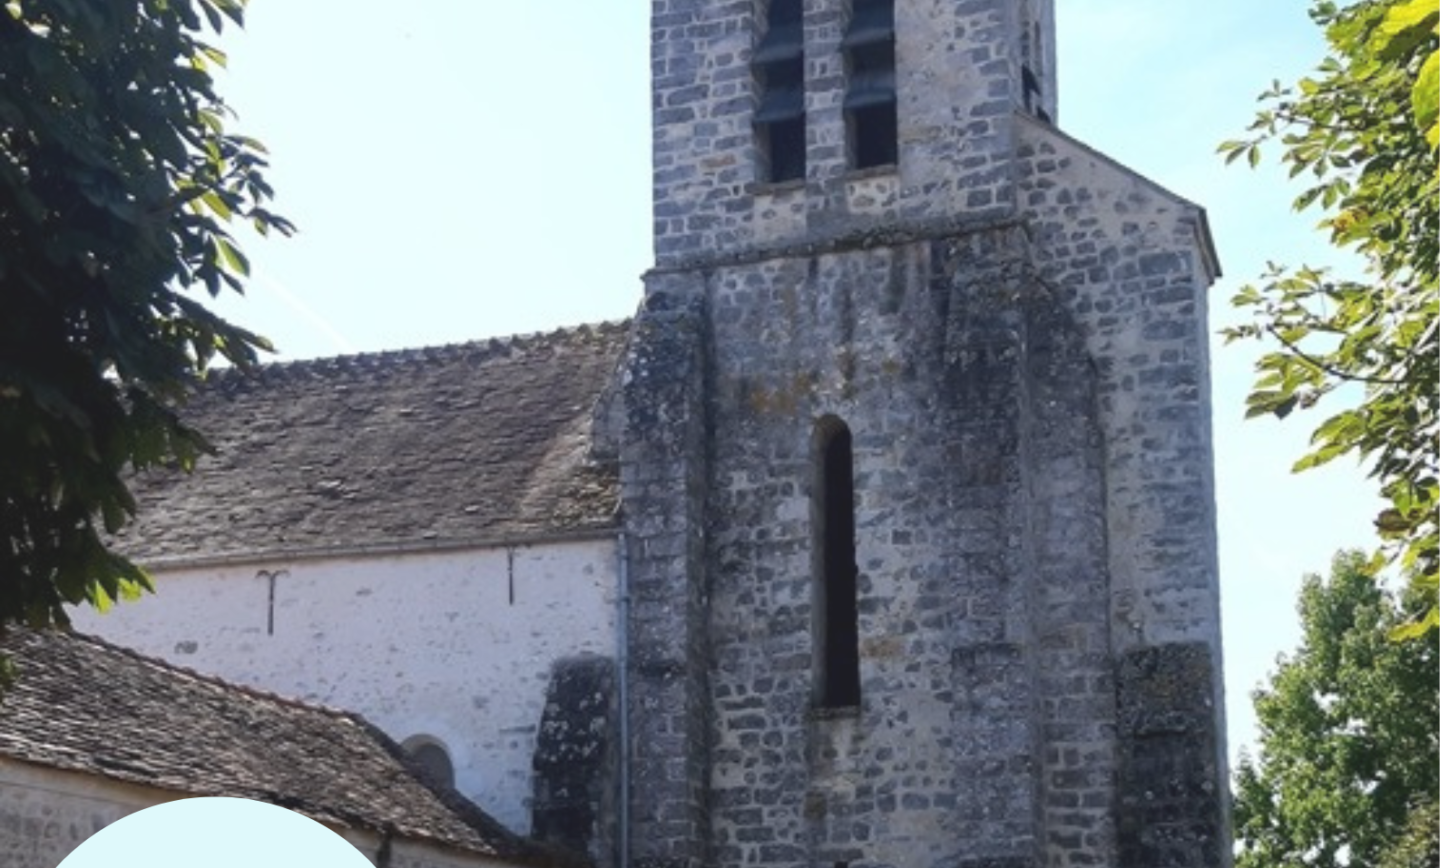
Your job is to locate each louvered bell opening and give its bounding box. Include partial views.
[756,84,805,123]
[843,70,896,109]
[842,0,894,48]
[753,22,803,64]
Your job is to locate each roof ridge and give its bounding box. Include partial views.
[202,319,632,388]
[55,629,362,723]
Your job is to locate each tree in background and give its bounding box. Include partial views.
[0,0,289,630]
[1233,551,1438,868]
[1220,0,1439,637]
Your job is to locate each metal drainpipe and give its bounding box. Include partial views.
[616,529,632,868]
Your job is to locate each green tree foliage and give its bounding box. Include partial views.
[1233,551,1439,868]
[1219,0,1439,637]
[1377,798,1439,868]
[0,0,290,629]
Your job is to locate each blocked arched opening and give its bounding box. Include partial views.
[401,735,456,790]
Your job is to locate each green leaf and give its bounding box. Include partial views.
[1220,0,1438,654]
[213,236,250,276]
[1380,0,1439,41]
[0,0,285,629]
[1388,605,1439,640]
[200,190,232,219]
[1412,49,1438,143]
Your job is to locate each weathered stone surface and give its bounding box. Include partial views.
[533,656,617,863]
[1116,643,1228,868]
[623,1,1229,866]
[649,0,1059,266]
[621,277,714,868]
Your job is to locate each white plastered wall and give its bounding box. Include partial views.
[71,538,619,834]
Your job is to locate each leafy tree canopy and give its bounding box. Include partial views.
[1233,551,1439,868]
[0,0,289,629]
[1219,0,1439,637]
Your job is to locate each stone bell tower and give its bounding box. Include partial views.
[617,1,1229,867]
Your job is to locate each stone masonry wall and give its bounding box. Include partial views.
[1114,644,1227,868]
[1015,118,1230,866]
[650,0,1038,265]
[1017,117,1230,866]
[626,193,1226,867]
[640,2,1229,865]
[1020,277,1119,868]
[0,759,154,868]
[620,279,715,868]
[1016,117,1222,656]
[935,229,1047,868]
[635,222,1117,868]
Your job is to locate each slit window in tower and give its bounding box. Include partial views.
[813,417,860,709]
[1023,65,1050,124]
[1021,17,1051,124]
[844,0,897,170]
[753,0,806,183]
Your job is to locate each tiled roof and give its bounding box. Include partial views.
[0,628,585,866]
[117,321,629,563]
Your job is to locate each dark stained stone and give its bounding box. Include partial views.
[532,656,616,861]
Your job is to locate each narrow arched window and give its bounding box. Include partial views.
[813,416,860,708]
[1019,3,1050,123]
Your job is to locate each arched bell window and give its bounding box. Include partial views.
[843,0,897,169]
[812,416,860,708]
[753,0,806,182]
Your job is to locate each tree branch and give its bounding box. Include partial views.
[1264,324,1411,386]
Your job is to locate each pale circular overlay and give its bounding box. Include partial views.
[59,797,374,868]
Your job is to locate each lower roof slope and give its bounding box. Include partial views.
[117,322,629,564]
[0,628,583,866]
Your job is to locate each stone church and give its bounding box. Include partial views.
[76,1,1231,866]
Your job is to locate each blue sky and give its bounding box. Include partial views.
[201,1,1379,762]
